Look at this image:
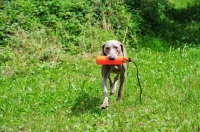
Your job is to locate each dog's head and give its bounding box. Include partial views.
[102,40,125,60]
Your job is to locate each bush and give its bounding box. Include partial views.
[0,0,139,54]
[1,0,198,52]
[125,0,200,47]
[125,0,169,34]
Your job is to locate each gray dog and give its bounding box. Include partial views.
[101,40,127,109]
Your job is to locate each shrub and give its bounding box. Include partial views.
[0,0,139,54]
[125,0,200,47]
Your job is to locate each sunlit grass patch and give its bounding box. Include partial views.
[170,0,198,9]
[1,45,200,131]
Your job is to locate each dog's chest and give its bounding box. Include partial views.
[111,65,124,73]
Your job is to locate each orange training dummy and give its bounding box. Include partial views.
[96,56,129,65]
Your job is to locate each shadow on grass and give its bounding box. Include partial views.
[126,0,200,48]
[70,93,102,116]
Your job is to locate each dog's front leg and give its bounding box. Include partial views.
[117,72,126,102]
[102,77,108,109]
[110,74,119,95]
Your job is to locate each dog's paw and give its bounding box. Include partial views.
[116,97,122,102]
[101,98,108,109]
[110,88,116,95]
[101,104,108,109]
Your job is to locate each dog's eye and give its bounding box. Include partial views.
[113,46,118,49]
[106,47,110,50]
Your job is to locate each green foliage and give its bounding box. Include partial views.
[125,0,200,47]
[125,0,169,33]
[1,0,199,52]
[0,0,138,54]
[164,3,200,45]
[170,0,200,9]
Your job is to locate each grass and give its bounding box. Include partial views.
[170,0,199,8]
[1,0,200,131]
[1,43,200,131]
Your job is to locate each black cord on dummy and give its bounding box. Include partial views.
[128,58,142,103]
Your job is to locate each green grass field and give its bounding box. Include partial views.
[1,0,200,131]
[1,45,200,131]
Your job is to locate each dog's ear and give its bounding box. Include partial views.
[120,43,126,57]
[120,43,124,56]
[101,44,106,55]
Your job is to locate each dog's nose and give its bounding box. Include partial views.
[108,56,115,60]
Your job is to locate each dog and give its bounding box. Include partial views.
[101,40,127,109]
